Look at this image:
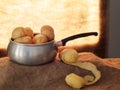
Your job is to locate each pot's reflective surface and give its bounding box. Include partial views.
[7,40,57,65]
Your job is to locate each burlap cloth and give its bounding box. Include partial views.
[0,52,120,90]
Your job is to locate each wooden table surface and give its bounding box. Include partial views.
[0,52,120,90]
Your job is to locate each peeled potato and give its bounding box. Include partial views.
[41,25,55,41]
[60,49,79,63]
[65,73,85,89]
[32,34,48,44]
[14,36,32,44]
[12,27,26,39]
[24,27,34,38]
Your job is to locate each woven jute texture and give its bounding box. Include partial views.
[0,52,120,90]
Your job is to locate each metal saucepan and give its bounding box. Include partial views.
[7,32,98,65]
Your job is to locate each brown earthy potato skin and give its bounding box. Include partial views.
[14,36,32,44]
[32,34,48,44]
[24,27,34,38]
[12,27,26,39]
[41,25,55,41]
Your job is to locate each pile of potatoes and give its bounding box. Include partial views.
[11,25,55,44]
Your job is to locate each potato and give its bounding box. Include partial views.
[24,27,34,38]
[60,49,79,63]
[65,73,85,89]
[12,27,26,39]
[14,36,32,44]
[41,25,55,41]
[32,34,48,44]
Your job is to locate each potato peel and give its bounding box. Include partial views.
[71,62,101,85]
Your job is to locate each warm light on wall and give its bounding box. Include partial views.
[0,0,100,49]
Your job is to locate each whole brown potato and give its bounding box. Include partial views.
[12,27,26,39]
[24,27,34,38]
[14,36,32,44]
[41,25,55,41]
[32,34,48,44]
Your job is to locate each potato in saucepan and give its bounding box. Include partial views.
[12,27,26,39]
[14,36,32,44]
[32,34,48,44]
[41,25,55,41]
[24,27,34,38]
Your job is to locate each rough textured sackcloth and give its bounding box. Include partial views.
[0,52,120,90]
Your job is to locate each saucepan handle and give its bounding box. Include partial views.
[56,32,98,46]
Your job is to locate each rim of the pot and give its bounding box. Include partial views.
[10,39,55,47]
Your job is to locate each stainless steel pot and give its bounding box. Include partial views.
[7,32,98,65]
